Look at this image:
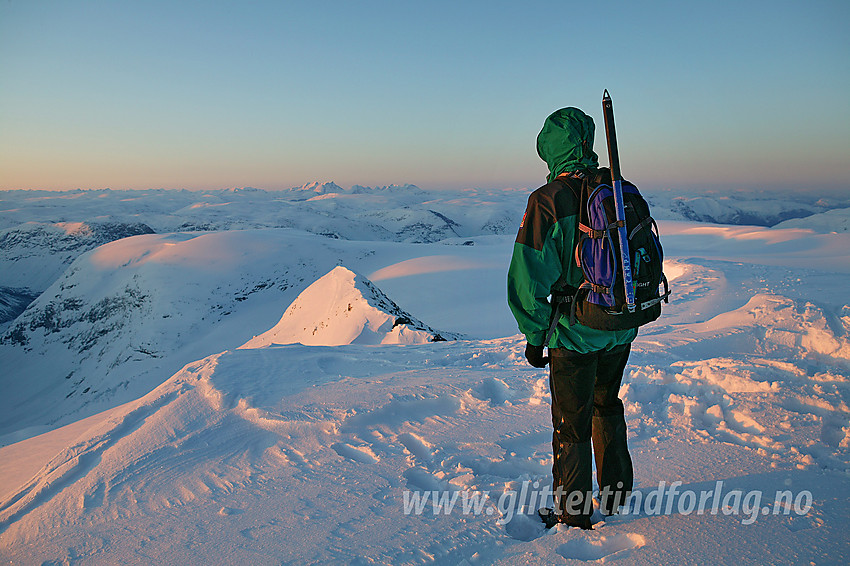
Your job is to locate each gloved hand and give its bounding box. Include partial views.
[524,343,549,368]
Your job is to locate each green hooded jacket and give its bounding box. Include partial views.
[507,107,637,352]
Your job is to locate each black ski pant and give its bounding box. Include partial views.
[549,342,634,521]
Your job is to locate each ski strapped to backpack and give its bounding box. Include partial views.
[543,92,670,343]
[602,90,636,312]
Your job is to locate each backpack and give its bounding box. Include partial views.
[547,169,670,337]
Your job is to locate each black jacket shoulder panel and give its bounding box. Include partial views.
[515,178,582,251]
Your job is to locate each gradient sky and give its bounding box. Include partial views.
[1,0,848,193]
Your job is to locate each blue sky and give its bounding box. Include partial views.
[1,0,848,192]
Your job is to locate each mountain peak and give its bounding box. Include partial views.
[291,181,346,195]
[240,266,456,348]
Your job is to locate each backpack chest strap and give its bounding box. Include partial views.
[579,223,605,239]
[579,220,626,239]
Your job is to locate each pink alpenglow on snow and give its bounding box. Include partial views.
[240,266,458,348]
[1,186,850,564]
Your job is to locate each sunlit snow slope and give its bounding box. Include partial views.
[0,229,508,443]
[1,190,849,565]
[241,266,458,348]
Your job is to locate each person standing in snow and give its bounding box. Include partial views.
[507,107,635,529]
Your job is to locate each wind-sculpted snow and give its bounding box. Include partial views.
[1,282,849,563]
[2,186,850,563]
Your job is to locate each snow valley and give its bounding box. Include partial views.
[0,183,849,565]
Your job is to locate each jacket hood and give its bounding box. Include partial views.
[536,107,599,182]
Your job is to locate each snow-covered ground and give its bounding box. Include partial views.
[0,186,849,564]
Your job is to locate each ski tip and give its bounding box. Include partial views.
[603,89,610,100]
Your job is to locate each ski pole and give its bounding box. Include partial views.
[601,90,636,312]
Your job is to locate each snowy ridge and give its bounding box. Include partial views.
[0,229,503,441]
[775,207,850,233]
[241,266,459,348]
[1,187,850,563]
[0,221,154,292]
[645,192,847,227]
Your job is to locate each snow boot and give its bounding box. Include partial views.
[538,508,593,530]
